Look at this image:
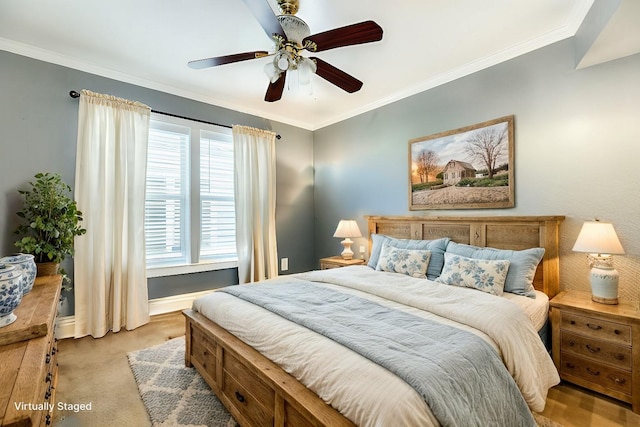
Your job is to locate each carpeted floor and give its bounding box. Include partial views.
[127,337,237,427]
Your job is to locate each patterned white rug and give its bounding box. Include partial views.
[127,337,237,427]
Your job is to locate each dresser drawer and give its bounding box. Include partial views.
[560,352,632,396]
[561,331,632,370]
[561,311,631,345]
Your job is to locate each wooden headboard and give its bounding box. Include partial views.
[366,215,564,298]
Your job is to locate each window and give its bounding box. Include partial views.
[145,113,237,277]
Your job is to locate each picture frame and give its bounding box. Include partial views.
[409,115,514,210]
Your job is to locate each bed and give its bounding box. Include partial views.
[183,215,564,426]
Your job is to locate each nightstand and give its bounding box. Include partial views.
[550,290,640,413]
[319,256,365,270]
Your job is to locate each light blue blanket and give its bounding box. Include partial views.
[221,281,535,427]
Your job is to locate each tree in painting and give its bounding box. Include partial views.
[464,126,507,179]
[414,150,440,183]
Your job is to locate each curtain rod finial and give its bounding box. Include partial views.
[69,90,80,98]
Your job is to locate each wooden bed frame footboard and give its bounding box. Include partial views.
[183,308,356,427]
[185,215,564,426]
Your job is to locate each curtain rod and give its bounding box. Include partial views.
[68,90,281,139]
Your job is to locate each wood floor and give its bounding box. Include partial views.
[53,311,640,427]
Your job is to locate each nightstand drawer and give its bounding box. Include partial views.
[561,331,631,370]
[560,352,632,395]
[561,311,631,345]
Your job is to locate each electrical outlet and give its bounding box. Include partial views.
[281,257,289,271]
[359,246,365,253]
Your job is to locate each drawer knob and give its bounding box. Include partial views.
[609,376,626,385]
[235,391,246,403]
[586,367,600,376]
[566,362,576,369]
[614,329,621,335]
[586,323,602,331]
[568,340,576,347]
[585,344,600,353]
[570,320,576,325]
[45,373,52,383]
[614,353,625,361]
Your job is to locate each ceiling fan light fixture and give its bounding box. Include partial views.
[298,57,317,85]
[264,61,282,83]
[276,53,290,71]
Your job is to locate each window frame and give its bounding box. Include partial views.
[145,113,238,278]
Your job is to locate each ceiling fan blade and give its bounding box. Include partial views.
[240,0,286,39]
[188,51,269,69]
[311,57,363,93]
[304,21,383,52]
[265,72,286,102]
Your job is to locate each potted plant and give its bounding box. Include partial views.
[14,172,86,277]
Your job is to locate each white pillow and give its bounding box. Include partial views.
[436,252,510,296]
[376,246,431,279]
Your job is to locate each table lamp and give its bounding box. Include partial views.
[333,220,362,260]
[572,220,625,304]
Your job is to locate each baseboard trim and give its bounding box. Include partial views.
[55,289,214,339]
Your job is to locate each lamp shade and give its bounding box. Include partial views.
[573,221,625,255]
[333,220,362,238]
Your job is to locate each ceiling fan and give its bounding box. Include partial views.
[188,0,383,102]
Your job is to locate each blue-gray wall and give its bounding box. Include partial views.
[0,50,315,315]
[313,38,640,302]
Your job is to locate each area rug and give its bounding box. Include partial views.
[128,336,562,427]
[127,336,237,427]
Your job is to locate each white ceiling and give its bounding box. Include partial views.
[0,0,596,130]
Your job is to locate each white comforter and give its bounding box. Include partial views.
[193,266,559,427]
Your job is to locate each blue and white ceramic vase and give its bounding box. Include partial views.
[0,253,37,295]
[0,264,23,327]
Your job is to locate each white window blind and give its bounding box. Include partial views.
[145,114,237,274]
[145,122,189,266]
[200,130,236,262]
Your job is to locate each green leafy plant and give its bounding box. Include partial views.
[14,173,86,264]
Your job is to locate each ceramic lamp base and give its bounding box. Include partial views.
[590,265,619,305]
[340,238,355,260]
[0,313,17,328]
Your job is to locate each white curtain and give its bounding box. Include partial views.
[232,125,278,284]
[73,89,151,338]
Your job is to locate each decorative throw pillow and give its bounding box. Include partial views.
[376,246,431,279]
[444,242,544,298]
[436,253,510,296]
[368,234,450,280]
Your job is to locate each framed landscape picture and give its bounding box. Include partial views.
[409,115,514,210]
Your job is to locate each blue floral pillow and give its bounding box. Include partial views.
[368,234,450,280]
[436,253,510,296]
[444,242,544,298]
[376,246,431,279]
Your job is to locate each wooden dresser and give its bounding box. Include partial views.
[550,290,640,413]
[0,275,62,427]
